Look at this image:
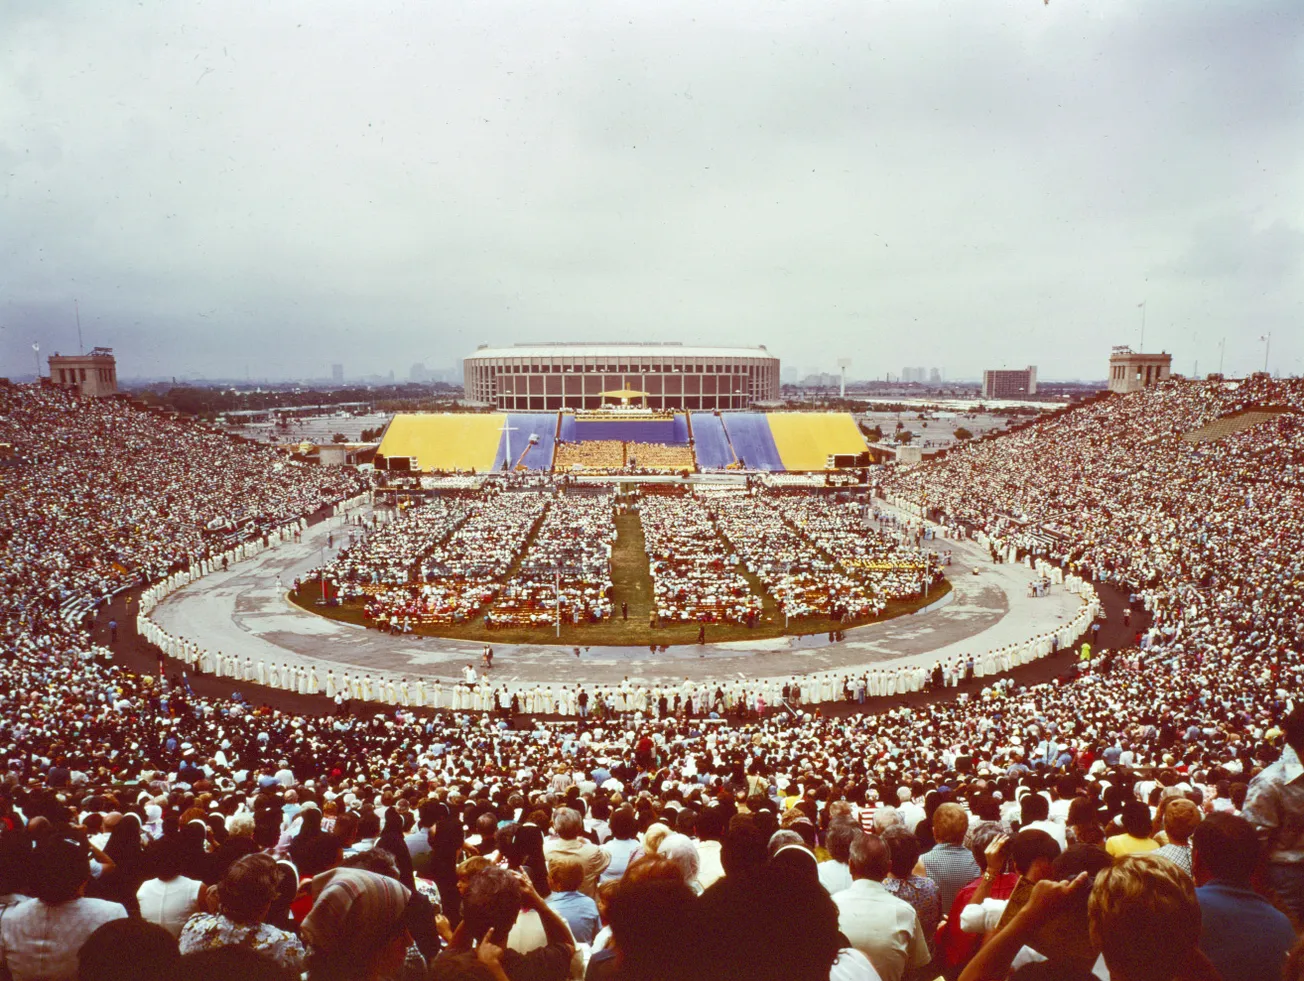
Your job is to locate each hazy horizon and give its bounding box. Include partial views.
[3,0,1300,382]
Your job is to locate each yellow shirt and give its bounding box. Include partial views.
[1106,834,1160,858]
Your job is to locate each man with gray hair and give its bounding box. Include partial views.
[818,821,858,895]
[872,805,903,835]
[543,806,608,898]
[832,833,931,981]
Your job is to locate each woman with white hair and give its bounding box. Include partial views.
[654,833,702,894]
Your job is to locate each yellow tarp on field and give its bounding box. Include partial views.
[766,412,869,471]
[377,414,503,472]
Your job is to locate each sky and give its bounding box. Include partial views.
[2,0,1301,383]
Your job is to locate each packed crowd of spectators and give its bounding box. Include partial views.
[624,443,694,472]
[636,491,765,626]
[3,378,1304,980]
[554,441,625,471]
[770,495,942,602]
[329,502,472,593]
[707,491,876,619]
[706,491,941,622]
[356,493,548,626]
[0,383,365,620]
[492,493,617,628]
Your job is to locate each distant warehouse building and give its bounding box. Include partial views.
[463,343,780,411]
[981,366,1037,400]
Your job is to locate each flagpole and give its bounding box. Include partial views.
[1139,301,1146,352]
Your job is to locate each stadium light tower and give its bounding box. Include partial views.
[837,358,852,398]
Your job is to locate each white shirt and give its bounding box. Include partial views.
[137,876,204,939]
[818,859,854,895]
[959,896,1007,934]
[830,947,883,981]
[831,879,931,981]
[1021,819,1068,851]
[0,897,128,981]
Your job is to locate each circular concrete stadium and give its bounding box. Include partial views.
[463,342,780,411]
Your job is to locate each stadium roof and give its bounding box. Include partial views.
[467,343,776,360]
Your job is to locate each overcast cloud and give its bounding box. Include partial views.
[2,0,1301,382]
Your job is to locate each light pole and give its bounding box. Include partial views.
[1260,332,1271,374]
[31,342,40,380]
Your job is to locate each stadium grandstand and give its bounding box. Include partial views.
[6,373,1304,981]
[375,409,873,473]
[463,342,780,410]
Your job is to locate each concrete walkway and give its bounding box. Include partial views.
[151,507,1083,689]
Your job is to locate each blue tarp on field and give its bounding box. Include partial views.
[721,414,784,471]
[566,419,687,444]
[494,414,557,470]
[689,413,736,469]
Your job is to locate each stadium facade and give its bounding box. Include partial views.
[463,343,780,411]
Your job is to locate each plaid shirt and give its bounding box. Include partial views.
[920,843,980,915]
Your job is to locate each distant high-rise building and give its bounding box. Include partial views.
[929,368,942,384]
[331,364,344,384]
[409,362,431,383]
[981,366,1037,399]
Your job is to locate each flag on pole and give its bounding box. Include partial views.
[1137,301,1145,308]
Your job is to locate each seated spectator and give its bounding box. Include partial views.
[1192,813,1295,981]
[605,876,699,981]
[880,826,940,950]
[178,853,305,975]
[598,808,640,886]
[544,856,600,945]
[831,832,931,981]
[136,834,210,939]
[0,837,128,981]
[1244,703,1304,923]
[586,856,686,981]
[76,919,179,981]
[818,821,857,896]
[1066,797,1107,848]
[654,834,702,895]
[959,829,1061,936]
[429,867,574,981]
[959,854,1211,981]
[1106,800,1160,858]
[543,809,609,898]
[1152,799,1202,877]
[933,822,1013,976]
[921,803,981,914]
[1018,793,1067,851]
[300,867,413,981]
